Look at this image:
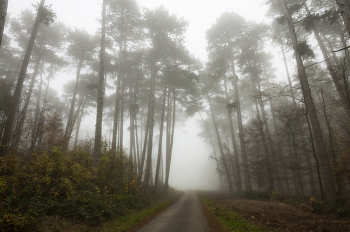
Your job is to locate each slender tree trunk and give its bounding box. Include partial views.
[335,0,350,36]
[30,68,44,151]
[0,0,45,156]
[68,89,87,140]
[289,126,305,198]
[255,99,274,191]
[281,42,296,104]
[339,29,350,63]
[320,87,343,197]
[282,41,317,196]
[129,88,134,165]
[93,0,106,167]
[164,88,171,194]
[208,94,234,194]
[143,58,157,193]
[304,106,324,200]
[224,77,242,193]
[164,86,177,194]
[0,0,8,47]
[154,83,167,193]
[63,59,83,151]
[74,93,87,150]
[230,56,252,192]
[169,87,176,154]
[322,33,341,66]
[304,3,349,111]
[135,113,140,170]
[281,0,337,200]
[112,75,121,153]
[257,82,283,193]
[133,70,140,171]
[160,150,163,184]
[270,101,290,194]
[286,130,300,195]
[138,105,150,183]
[36,66,53,149]
[13,55,41,150]
[119,75,124,153]
[199,112,224,190]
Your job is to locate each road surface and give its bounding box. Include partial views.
[137,190,210,232]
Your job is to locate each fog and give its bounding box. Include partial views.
[5,0,267,191]
[2,0,350,201]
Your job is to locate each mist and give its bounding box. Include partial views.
[1,1,350,229]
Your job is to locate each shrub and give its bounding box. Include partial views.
[0,147,145,231]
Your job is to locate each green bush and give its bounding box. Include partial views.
[0,147,146,231]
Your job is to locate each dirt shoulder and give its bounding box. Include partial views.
[204,192,350,232]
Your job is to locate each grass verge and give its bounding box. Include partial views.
[201,197,268,232]
[92,194,181,232]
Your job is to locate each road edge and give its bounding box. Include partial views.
[126,193,183,232]
[198,194,229,232]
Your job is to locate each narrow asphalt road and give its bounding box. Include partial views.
[137,190,211,232]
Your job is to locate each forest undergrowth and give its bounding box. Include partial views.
[199,191,350,232]
[0,147,176,232]
[245,190,350,218]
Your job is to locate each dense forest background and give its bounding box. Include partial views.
[0,0,350,230]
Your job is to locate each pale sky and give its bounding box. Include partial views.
[6,0,269,190]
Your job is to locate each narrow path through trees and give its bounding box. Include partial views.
[137,190,210,232]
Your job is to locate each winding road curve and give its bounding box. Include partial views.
[137,190,211,232]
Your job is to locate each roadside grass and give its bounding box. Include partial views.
[202,197,268,232]
[92,195,179,232]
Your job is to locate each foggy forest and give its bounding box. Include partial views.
[1,0,350,231]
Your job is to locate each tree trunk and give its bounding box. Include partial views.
[257,82,283,193]
[281,0,337,200]
[30,67,44,151]
[230,56,252,192]
[154,83,167,193]
[93,0,106,168]
[254,99,275,192]
[164,88,171,194]
[199,112,224,190]
[138,105,150,183]
[13,55,41,150]
[335,0,350,36]
[0,0,8,47]
[224,76,242,193]
[208,94,234,194]
[304,3,349,111]
[135,112,140,170]
[36,66,53,149]
[339,29,350,63]
[74,92,87,151]
[129,88,134,165]
[119,75,124,153]
[63,59,83,151]
[270,101,290,194]
[0,0,45,157]
[143,58,157,193]
[289,126,305,198]
[282,41,317,196]
[112,74,121,153]
[164,86,177,194]
[68,89,87,140]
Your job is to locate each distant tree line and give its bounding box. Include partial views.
[192,0,350,201]
[0,0,199,195]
